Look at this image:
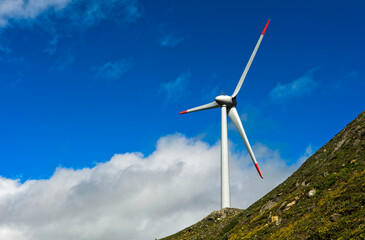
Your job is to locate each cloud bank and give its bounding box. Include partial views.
[0,134,301,240]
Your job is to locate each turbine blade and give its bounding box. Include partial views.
[227,107,263,178]
[231,19,270,98]
[179,101,220,114]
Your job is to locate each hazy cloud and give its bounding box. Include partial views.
[228,104,277,135]
[44,34,59,55]
[156,23,185,48]
[53,54,75,71]
[0,0,141,28]
[333,70,360,93]
[344,71,359,81]
[160,71,190,100]
[96,59,133,81]
[159,33,184,47]
[0,45,11,54]
[298,144,313,164]
[0,0,71,27]
[0,0,142,59]
[0,134,302,240]
[63,0,142,28]
[269,68,319,102]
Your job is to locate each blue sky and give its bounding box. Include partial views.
[0,0,364,238]
[1,0,363,180]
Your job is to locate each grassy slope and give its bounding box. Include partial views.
[162,111,365,240]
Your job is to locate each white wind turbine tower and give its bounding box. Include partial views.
[179,20,270,209]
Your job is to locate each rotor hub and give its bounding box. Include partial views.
[215,95,236,107]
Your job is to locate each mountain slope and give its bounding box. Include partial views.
[161,111,365,240]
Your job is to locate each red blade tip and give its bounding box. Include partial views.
[179,110,187,114]
[261,19,270,36]
[255,163,263,179]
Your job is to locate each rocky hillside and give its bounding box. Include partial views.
[161,111,365,240]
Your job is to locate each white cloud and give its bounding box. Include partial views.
[96,59,133,81]
[0,134,301,240]
[0,0,141,71]
[269,68,319,102]
[160,71,190,100]
[0,0,71,27]
[0,0,141,28]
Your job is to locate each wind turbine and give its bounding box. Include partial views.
[179,20,270,209]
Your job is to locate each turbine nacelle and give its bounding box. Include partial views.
[215,95,237,107]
